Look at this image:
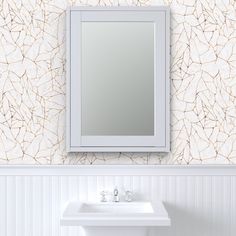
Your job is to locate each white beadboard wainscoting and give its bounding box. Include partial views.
[0,165,236,236]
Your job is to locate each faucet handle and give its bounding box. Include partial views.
[100,191,108,202]
[125,190,133,202]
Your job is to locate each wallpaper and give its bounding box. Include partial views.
[0,0,236,165]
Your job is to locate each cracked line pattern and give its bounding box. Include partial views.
[0,0,236,165]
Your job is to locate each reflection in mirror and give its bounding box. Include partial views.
[81,22,155,136]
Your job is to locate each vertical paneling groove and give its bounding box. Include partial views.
[182,175,187,236]
[74,176,81,236]
[133,175,141,201]
[58,176,62,236]
[69,176,81,236]
[167,176,176,236]
[0,176,7,236]
[212,176,219,236]
[32,176,42,236]
[196,176,203,236]
[68,176,77,201]
[16,176,24,236]
[42,176,47,236]
[51,176,55,236]
[42,176,52,236]
[60,176,69,236]
[155,176,159,201]
[50,176,53,236]
[175,176,185,236]
[114,176,122,191]
[208,176,213,236]
[24,176,32,236]
[150,176,157,202]
[123,176,132,194]
[108,175,115,193]
[170,176,176,205]
[78,176,88,202]
[192,176,197,236]
[165,176,172,205]
[161,176,167,202]
[223,176,231,236]
[140,176,149,201]
[6,176,16,236]
[171,176,177,236]
[52,176,60,236]
[230,176,236,236]
[87,176,97,202]
[96,175,104,201]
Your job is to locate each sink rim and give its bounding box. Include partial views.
[77,201,156,215]
[61,201,171,227]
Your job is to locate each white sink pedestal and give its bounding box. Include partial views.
[83,226,147,236]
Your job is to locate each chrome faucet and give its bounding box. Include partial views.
[113,188,119,202]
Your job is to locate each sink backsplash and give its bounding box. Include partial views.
[0,0,236,165]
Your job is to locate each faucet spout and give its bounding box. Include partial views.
[113,188,119,202]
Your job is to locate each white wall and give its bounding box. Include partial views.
[0,165,235,236]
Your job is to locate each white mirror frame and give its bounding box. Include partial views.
[66,7,170,152]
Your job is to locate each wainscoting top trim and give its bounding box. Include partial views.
[0,165,236,176]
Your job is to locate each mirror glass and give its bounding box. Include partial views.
[81,22,155,136]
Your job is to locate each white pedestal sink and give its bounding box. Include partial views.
[61,201,170,236]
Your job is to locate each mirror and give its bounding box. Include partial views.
[81,22,154,136]
[67,7,170,152]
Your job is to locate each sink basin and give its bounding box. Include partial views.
[61,201,170,227]
[79,202,154,214]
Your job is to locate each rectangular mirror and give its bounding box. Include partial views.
[67,7,170,152]
[82,22,154,136]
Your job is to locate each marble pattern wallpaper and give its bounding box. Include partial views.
[0,0,236,164]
